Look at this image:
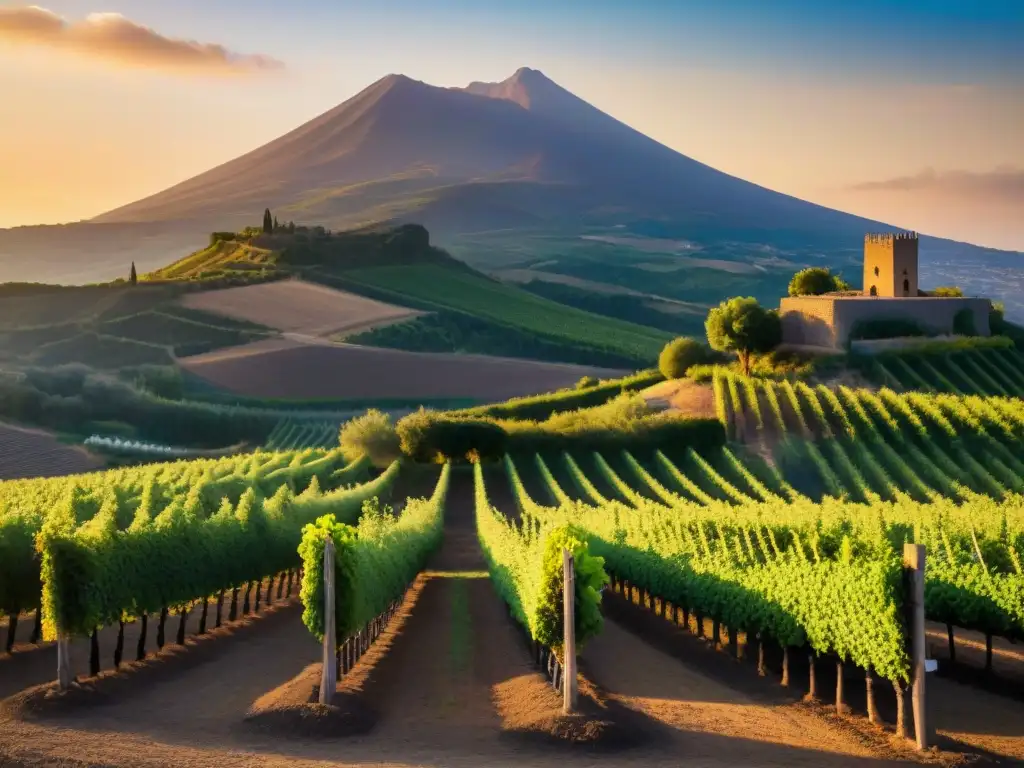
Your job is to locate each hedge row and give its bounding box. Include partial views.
[395,408,725,463]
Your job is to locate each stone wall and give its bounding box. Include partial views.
[780,296,991,349]
[779,296,839,347]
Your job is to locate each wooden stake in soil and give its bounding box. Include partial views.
[89,628,100,676]
[136,614,148,661]
[113,620,125,668]
[176,608,188,645]
[904,543,928,750]
[562,548,578,714]
[757,637,766,676]
[31,606,42,644]
[893,680,907,739]
[4,612,17,654]
[157,607,168,649]
[835,660,846,714]
[781,646,790,686]
[866,668,879,725]
[807,651,818,700]
[319,538,337,705]
[57,635,72,691]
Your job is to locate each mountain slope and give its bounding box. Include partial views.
[95,67,883,240]
[2,66,1020,310]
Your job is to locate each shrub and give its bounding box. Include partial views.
[339,409,401,467]
[849,317,932,341]
[396,410,508,463]
[576,376,598,389]
[931,286,964,297]
[209,232,237,245]
[788,267,851,296]
[658,337,707,379]
[952,308,977,336]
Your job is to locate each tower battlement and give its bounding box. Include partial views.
[865,232,918,243]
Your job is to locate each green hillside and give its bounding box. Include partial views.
[338,264,669,362]
[151,222,670,367]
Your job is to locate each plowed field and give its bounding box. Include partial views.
[180,338,624,400]
[0,422,101,481]
[179,279,422,337]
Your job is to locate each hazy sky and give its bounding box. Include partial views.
[1,0,1022,250]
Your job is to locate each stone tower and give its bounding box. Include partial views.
[863,232,918,298]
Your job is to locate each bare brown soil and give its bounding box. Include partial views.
[0,422,102,481]
[179,278,423,337]
[641,379,717,419]
[180,338,623,400]
[4,471,1021,767]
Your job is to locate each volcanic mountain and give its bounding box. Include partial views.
[94,67,873,238]
[1,67,1017,287]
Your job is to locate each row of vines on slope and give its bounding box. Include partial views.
[299,464,449,651]
[39,459,401,648]
[500,451,1024,671]
[474,460,607,657]
[0,450,372,654]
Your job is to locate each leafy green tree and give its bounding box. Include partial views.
[129,262,137,286]
[788,267,850,296]
[658,336,706,379]
[932,286,964,297]
[262,209,273,234]
[705,297,782,375]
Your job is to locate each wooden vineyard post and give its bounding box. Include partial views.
[904,543,928,750]
[57,635,72,691]
[562,548,577,714]
[319,538,337,705]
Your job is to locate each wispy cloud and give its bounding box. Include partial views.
[0,5,284,76]
[850,167,1024,201]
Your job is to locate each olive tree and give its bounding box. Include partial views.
[705,297,782,375]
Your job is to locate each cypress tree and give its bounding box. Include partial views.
[273,215,279,232]
[129,262,137,285]
[262,208,273,233]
